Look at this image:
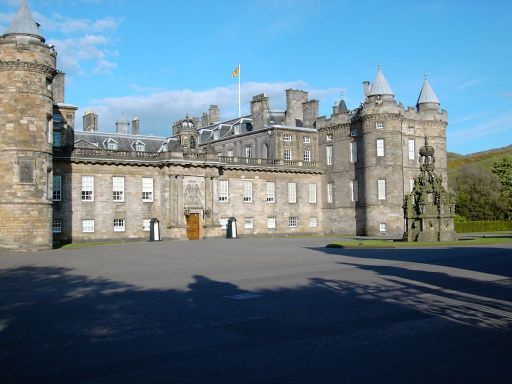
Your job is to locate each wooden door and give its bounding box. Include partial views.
[186,214,200,240]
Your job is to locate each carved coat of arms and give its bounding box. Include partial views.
[184,181,202,207]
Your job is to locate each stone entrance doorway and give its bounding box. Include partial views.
[186,213,200,240]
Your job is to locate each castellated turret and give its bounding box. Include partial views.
[0,1,57,250]
[316,66,448,237]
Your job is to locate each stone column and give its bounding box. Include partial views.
[176,175,184,226]
[167,174,174,227]
[204,174,212,224]
[211,176,219,224]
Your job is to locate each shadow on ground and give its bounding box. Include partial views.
[0,246,511,383]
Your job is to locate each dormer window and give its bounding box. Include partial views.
[104,138,118,150]
[234,125,241,135]
[213,130,220,140]
[132,140,146,152]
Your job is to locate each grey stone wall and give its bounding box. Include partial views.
[0,35,57,250]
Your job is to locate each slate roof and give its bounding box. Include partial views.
[368,67,394,96]
[74,131,177,152]
[417,78,440,105]
[4,0,43,40]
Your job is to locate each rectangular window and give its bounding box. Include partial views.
[219,218,228,230]
[243,180,253,202]
[350,180,359,202]
[108,142,118,150]
[288,182,297,203]
[303,136,311,144]
[408,139,415,160]
[267,217,276,229]
[142,178,154,202]
[378,179,386,200]
[219,180,229,202]
[53,132,61,147]
[244,218,254,229]
[350,129,358,137]
[53,175,62,201]
[114,219,125,232]
[308,183,317,203]
[283,134,292,142]
[380,223,387,233]
[289,217,297,228]
[143,219,151,232]
[327,182,334,203]
[284,149,292,160]
[53,219,62,234]
[136,144,145,152]
[377,139,385,157]
[376,121,384,129]
[112,176,125,202]
[409,178,415,192]
[53,114,62,123]
[213,131,220,140]
[227,149,234,157]
[326,133,333,141]
[82,219,94,233]
[309,217,318,228]
[350,142,357,163]
[408,126,415,134]
[234,125,240,135]
[303,150,311,162]
[245,146,252,158]
[326,145,333,166]
[81,176,94,201]
[266,181,275,203]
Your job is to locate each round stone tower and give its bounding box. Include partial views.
[360,67,405,236]
[0,1,57,250]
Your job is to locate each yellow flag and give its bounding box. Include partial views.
[232,65,240,78]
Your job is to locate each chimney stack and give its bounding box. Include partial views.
[132,117,140,135]
[83,111,98,132]
[53,72,65,104]
[363,81,370,98]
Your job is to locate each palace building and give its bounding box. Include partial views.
[0,1,449,250]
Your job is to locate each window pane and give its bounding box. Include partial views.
[81,176,94,201]
[219,180,229,202]
[288,183,296,203]
[53,175,62,201]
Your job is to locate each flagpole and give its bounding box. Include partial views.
[238,64,241,118]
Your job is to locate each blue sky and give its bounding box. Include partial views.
[1,0,511,154]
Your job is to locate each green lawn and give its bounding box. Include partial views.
[327,236,512,249]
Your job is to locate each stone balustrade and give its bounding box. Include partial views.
[58,147,320,170]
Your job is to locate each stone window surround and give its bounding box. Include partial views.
[288,217,297,228]
[114,218,125,232]
[81,176,94,201]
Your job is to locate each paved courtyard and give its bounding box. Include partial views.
[0,237,511,383]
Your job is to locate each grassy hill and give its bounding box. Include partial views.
[447,145,512,178]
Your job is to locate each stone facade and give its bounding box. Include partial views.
[0,10,57,250]
[0,2,451,250]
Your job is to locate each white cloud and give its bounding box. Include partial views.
[77,81,342,136]
[449,113,512,144]
[49,34,113,75]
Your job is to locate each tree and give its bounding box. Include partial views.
[453,164,511,221]
[493,157,512,198]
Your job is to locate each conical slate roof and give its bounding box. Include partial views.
[4,0,43,40]
[368,67,394,96]
[417,77,440,105]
